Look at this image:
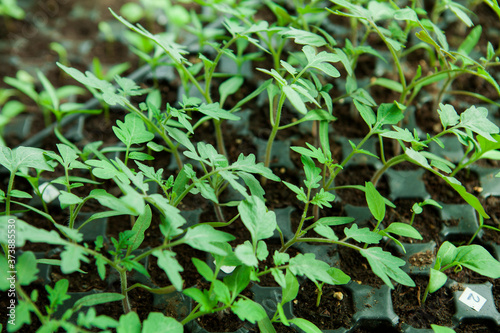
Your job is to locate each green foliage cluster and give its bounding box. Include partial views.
[1,0,500,332]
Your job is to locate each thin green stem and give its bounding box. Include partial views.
[264,92,286,170]
[325,130,374,190]
[5,171,16,216]
[371,154,408,186]
[119,268,131,313]
[123,100,183,169]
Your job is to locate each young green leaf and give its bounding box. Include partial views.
[302,45,341,78]
[232,299,267,324]
[61,245,89,274]
[314,225,338,241]
[374,102,404,129]
[219,76,244,106]
[289,253,337,285]
[0,146,54,173]
[128,205,152,251]
[382,222,423,240]
[46,279,71,313]
[76,307,119,330]
[0,218,67,247]
[238,195,277,243]
[283,181,308,203]
[454,245,500,278]
[431,324,457,333]
[428,268,448,293]
[116,311,141,333]
[344,224,383,244]
[360,247,415,288]
[302,155,322,190]
[192,258,214,282]
[223,266,251,302]
[73,293,124,310]
[16,251,39,286]
[183,225,235,255]
[458,105,499,141]
[311,188,336,208]
[279,27,327,47]
[365,182,386,222]
[113,114,155,147]
[153,250,184,291]
[235,241,258,267]
[141,312,183,333]
[281,269,299,304]
[288,318,322,333]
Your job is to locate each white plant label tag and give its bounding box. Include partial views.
[39,182,60,203]
[459,287,486,311]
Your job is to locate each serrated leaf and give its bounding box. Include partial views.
[283,181,308,203]
[311,188,336,208]
[116,311,141,333]
[459,105,499,141]
[0,146,53,173]
[238,196,277,243]
[281,269,299,303]
[354,100,376,127]
[235,241,258,267]
[280,27,326,47]
[232,299,267,324]
[113,114,154,147]
[344,224,382,244]
[153,250,183,291]
[61,245,89,274]
[183,225,235,255]
[231,154,280,182]
[16,252,38,286]
[0,218,67,247]
[375,103,404,128]
[289,253,336,285]
[128,205,152,251]
[141,312,183,333]
[314,225,338,241]
[360,247,415,288]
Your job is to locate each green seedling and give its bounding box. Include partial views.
[0,99,25,146]
[4,70,99,130]
[410,199,443,226]
[0,0,25,20]
[422,241,500,303]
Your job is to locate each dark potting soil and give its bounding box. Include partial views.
[334,164,390,206]
[423,169,482,204]
[385,198,444,244]
[335,246,384,288]
[392,275,455,329]
[292,280,354,330]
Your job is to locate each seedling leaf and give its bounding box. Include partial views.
[232,299,267,324]
[183,225,235,255]
[142,313,183,333]
[153,250,184,291]
[360,247,415,288]
[238,196,277,243]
